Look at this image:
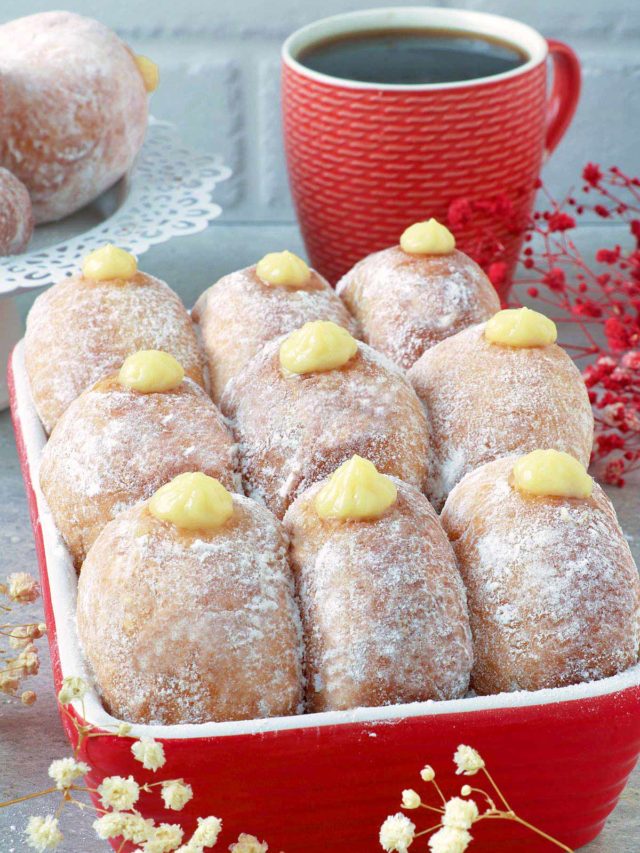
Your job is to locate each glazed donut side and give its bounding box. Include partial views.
[337,247,500,370]
[40,374,240,569]
[0,11,148,223]
[24,272,206,433]
[220,338,430,518]
[284,478,473,710]
[76,497,304,724]
[0,167,34,255]
[408,323,594,509]
[441,456,640,694]
[192,265,359,403]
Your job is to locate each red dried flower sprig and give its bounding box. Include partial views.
[447,165,640,486]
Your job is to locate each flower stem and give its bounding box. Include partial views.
[482,768,513,813]
[0,786,59,807]
[512,815,574,851]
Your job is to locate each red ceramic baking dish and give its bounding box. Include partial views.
[8,340,640,853]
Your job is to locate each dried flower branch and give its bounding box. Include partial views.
[448,164,640,486]
[0,572,45,705]
[380,745,573,852]
[0,675,268,852]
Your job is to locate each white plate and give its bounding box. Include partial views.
[0,119,231,295]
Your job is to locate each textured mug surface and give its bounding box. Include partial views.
[282,8,580,296]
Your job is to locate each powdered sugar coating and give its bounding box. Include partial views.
[0,11,148,223]
[220,338,430,519]
[0,167,33,255]
[24,271,206,434]
[337,247,500,370]
[284,477,473,710]
[76,496,304,724]
[408,323,594,510]
[192,264,359,402]
[441,456,640,694]
[40,374,240,569]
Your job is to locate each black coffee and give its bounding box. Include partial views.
[298,28,527,85]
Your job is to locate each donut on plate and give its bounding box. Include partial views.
[441,450,640,694]
[284,456,473,710]
[0,11,155,223]
[337,219,500,370]
[192,250,358,402]
[24,245,205,433]
[220,321,430,519]
[77,473,304,724]
[408,307,593,509]
[0,167,33,255]
[40,351,239,570]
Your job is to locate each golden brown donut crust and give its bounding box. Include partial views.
[220,339,430,519]
[0,12,148,223]
[25,272,206,434]
[192,264,359,402]
[40,374,240,570]
[284,478,473,711]
[408,323,594,509]
[441,456,640,694]
[337,247,500,370]
[76,497,304,725]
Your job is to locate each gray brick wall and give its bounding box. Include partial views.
[2,0,639,224]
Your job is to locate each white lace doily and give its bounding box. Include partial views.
[0,119,231,295]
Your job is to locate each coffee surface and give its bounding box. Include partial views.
[298,28,526,85]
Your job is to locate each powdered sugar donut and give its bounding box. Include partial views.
[337,247,500,370]
[40,372,239,570]
[77,494,303,724]
[0,167,33,255]
[220,338,430,519]
[408,322,593,509]
[25,269,205,434]
[192,262,358,403]
[284,477,472,710]
[0,12,149,223]
[441,456,640,694]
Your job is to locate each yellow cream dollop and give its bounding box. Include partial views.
[148,472,234,530]
[118,350,184,393]
[279,320,358,375]
[82,245,138,281]
[315,455,398,520]
[485,307,557,348]
[400,219,456,255]
[135,55,159,93]
[512,449,593,499]
[256,250,311,288]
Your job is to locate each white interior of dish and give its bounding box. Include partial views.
[11,339,640,740]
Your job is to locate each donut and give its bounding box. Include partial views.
[0,167,33,255]
[0,11,153,223]
[40,351,240,570]
[24,246,205,433]
[76,474,304,724]
[440,451,640,694]
[220,321,430,519]
[408,308,593,509]
[192,251,359,402]
[283,456,473,710]
[337,219,500,370]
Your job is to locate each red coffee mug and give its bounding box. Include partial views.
[282,7,580,298]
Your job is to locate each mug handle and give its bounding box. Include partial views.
[545,39,581,157]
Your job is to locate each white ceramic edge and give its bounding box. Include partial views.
[282,6,548,92]
[11,338,640,740]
